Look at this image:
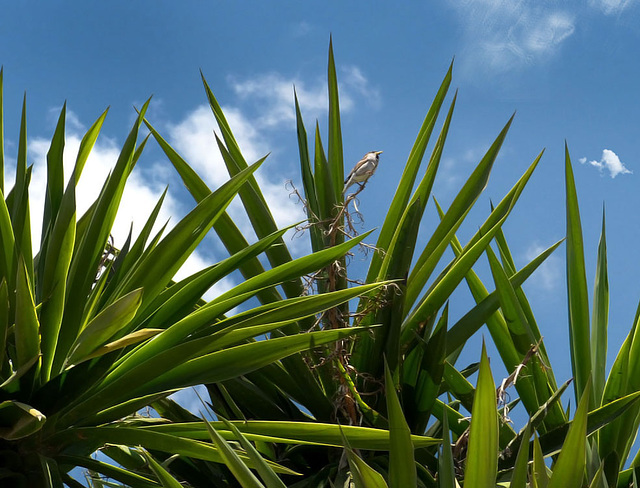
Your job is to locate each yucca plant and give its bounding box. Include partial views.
[284,40,568,486]
[4,36,637,487]
[136,41,578,486]
[0,66,404,487]
[138,42,640,488]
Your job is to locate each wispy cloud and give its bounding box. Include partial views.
[589,0,636,15]
[579,149,632,178]
[291,21,313,37]
[447,1,575,73]
[340,66,382,109]
[166,104,308,255]
[524,242,562,291]
[228,66,381,129]
[439,146,490,193]
[229,73,325,129]
[523,12,575,54]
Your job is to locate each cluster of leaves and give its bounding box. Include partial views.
[177,43,640,487]
[1,38,640,488]
[0,64,394,487]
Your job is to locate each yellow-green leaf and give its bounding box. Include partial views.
[0,400,46,440]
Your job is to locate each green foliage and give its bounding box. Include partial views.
[194,42,640,487]
[2,39,640,488]
[0,67,388,486]
[464,343,498,487]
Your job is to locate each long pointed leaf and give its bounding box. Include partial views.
[112,158,265,308]
[140,450,183,488]
[11,96,33,286]
[141,420,439,451]
[327,37,344,204]
[294,90,320,229]
[446,239,563,354]
[438,404,456,488]
[15,255,40,371]
[39,169,76,382]
[66,288,144,366]
[592,209,609,405]
[385,360,416,487]
[367,61,453,283]
[74,108,109,184]
[0,191,15,305]
[203,419,265,488]
[41,103,66,249]
[510,424,531,488]
[219,417,288,488]
[405,114,514,310]
[54,99,151,375]
[144,118,284,306]
[464,342,498,488]
[565,143,592,406]
[215,137,305,306]
[548,382,590,488]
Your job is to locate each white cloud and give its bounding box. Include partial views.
[341,66,382,109]
[439,146,488,192]
[447,1,575,73]
[5,114,235,303]
[523,13,575,55]
[580,149,632,178]
[524,242,561,291]
[228,67,380,129]
[12,66,345,304]
[174,251,236,303]
[230,73,322,129]
[590,0,636,15]
[166,104,308,254]
[26,131,183,249]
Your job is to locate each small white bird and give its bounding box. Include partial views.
[343,150,383,194]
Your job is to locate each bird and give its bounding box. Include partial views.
[343,150,383,194]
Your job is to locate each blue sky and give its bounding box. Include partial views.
[1,1,640,407]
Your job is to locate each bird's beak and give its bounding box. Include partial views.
[375,150,383,155]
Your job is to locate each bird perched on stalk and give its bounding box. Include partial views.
[343,150,383,194]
